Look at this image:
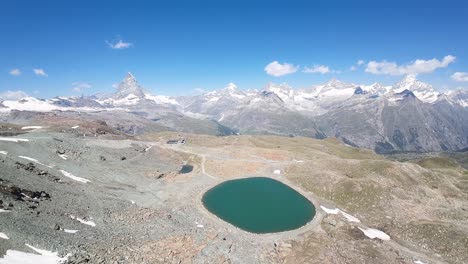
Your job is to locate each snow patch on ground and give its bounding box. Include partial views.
[58,154,68,160]
[340,211,361,223]
[0,250,68,264]
[320,205,361,223]
[71,125,79,129]
[0,232,9,239]
[70,215,96,227]
[59,170,90,183]
[0,151,7,155]
[0,244,69,264]
[21,126,43,130]
[63,229,79,234]
[144,146,152,152]
[358,227,391,241]
[18,156,54,168]
[0,137,29,142]
[0,209,11,213]
[273,170,281,175]
[414,260,427,264]
[320,205,340,214]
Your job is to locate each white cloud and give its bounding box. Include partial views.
[365,55,456,76]
[106,39,133,49]
[303,65,332,74]
[0,90,29,100]
[452,72,468,82]
[72,82,92,92]
[33,68,48,77]
[349,60,365,71]
[264,61,298,77]
[9,69,21,76]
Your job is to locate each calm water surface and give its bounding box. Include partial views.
[202,177,315,233]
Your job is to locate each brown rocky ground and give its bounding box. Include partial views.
[0,128,466,263]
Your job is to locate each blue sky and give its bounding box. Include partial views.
[1,0,468,98]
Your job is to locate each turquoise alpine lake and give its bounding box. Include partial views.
[202,177,315,234]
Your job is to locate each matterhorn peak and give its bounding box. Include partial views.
[115,72,145,99]
[126,72,136,80]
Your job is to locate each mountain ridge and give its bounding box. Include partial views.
[0,73,467,153]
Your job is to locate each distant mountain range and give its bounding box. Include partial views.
[1,72,467,153]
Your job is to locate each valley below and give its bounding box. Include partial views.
[0,123,467,263]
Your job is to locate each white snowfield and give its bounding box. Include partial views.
[0,232,9,239]
[18,156,54,168]
[98,93,140,106]
[195,221,204,228]
[63,229,79,234]
[21,126,43,130]
[59,170,91,183]
[70,215,96,227]
[414,260,427,264]
[0,244,69,264]
[144,93,180,105]
[0,97,108,113]
[0,137,29,143]
[358,227,391,241]
[320,206,340,214]
[320,205,361,223]
[321,205,389,241]
[340,211,361,223]
[0,151,7,155]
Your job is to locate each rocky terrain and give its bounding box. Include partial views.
[0,123,467,263]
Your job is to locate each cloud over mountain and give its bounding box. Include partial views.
[366,55,455,76]
[303,65,331,74]
[264,61,298,77]
[452,72,468,82]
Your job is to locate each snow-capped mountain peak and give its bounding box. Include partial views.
[393,75,438,103]
[311,79,356,98]
[224,82,238,91]
[393,74,433,92]
[438,88,468,107]
[360,82,391,95]
[115,72,145,99]
[264,82,294,102]
[219,83,246,99]
[324,78,349,88]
